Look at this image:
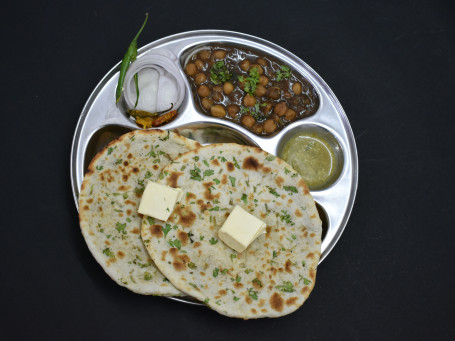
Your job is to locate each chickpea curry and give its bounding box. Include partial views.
[184,44,319,136]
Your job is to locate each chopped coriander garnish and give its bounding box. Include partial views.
[245,268,254,274]
[229,176,236,187]
[265,155,275,161]
[168,239,181,250]
[102,248,115,258]
[162,224,171,238]
[240,67,260,95]
[235,274,241,283]
[187,262,197,269]
[209,237,218,245]
[241,193,248,204]
[210,60,232,85]
[213,268,219,277]
[276,65,292,81]
[116,222,127,235]
[115,158,123,165]
[144,272,152,281]
[213,178,220,185]
[233,296,240,301]
[280,210,294,225]
[190,166,202,181]
[273,251,278,258]
[146,217,155,225]
[203,169,214,179]
[95,165,103,171]
[107,147,114,155]
[275,281,294,292]
[208,206,220,212]
[252,278,263,287]
[267,186,280,197]
[230,253,236,261]
[283,186,298,194]
[248,288,258,300]
[232,157,240,169]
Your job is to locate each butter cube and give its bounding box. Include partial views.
[218,205,266,253]
[138,181,183,221]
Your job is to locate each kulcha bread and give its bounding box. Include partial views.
[79,130,200,295]
[141,143,322,318]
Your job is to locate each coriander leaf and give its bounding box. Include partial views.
[209,237,218,245]
[162,224,171,238]
[241,193,248,204]
[275,281,294,292]
[267,186,280,197]
[252,278,263,287]
[116,222,127,234]
[283,186,298,194]
[102,248,115,258]
[248,288,258,300]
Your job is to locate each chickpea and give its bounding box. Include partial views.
[271,113,280,123]
[249,64,264,75]
[252,123,263,134]
[256,58,267,66]
[227,104,240,118]
[213,50,226,59]
[199,50,211,60]
[274,102,288,116]
[201,98,214,110]
[240,59,250,71]
[194,73,207,85]
[255,84,267,97]
[241,115,256,128]
[259,75,269,86]
[197,85,211,98]
[263,119,277,133]
[267,87,281,100]
[283,91,292,99]
[212,85,223,102]
[261,102,273,115]
[243,94,256,107]
[223,82,234,95]
[285,108,296,121]
[292,82,302,95]
[186,63,197,76]
[238,79,246,91]
[211,105,226,117]
[194,59,205,70]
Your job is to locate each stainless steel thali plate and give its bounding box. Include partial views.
[70,30,358,303]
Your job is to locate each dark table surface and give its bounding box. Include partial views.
[1,0,454,340]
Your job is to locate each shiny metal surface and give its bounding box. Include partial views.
[70,30,358,303]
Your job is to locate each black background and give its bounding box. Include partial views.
[1,0,454,340]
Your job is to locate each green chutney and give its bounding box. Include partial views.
[280,132,336,190]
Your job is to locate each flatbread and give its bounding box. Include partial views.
[141,143,322,318]
[79,129,200,295]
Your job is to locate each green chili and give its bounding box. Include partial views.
[115,13,149,104]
